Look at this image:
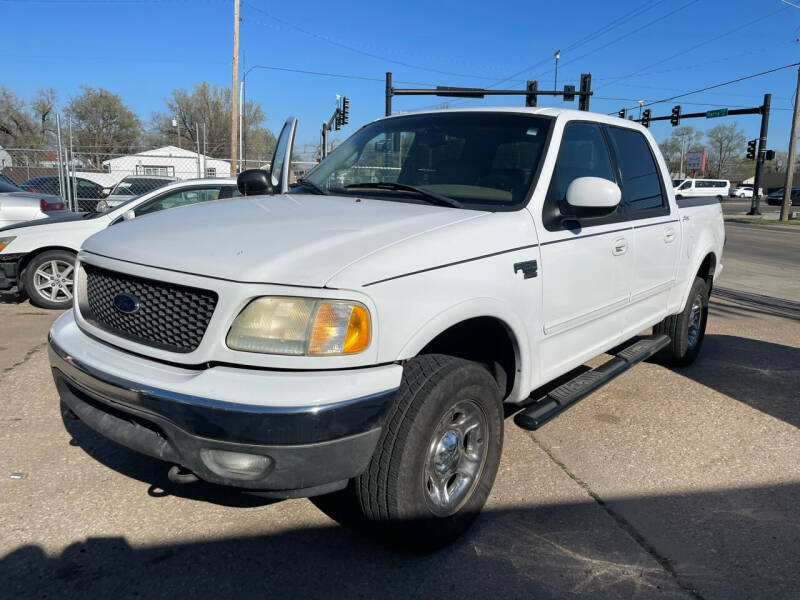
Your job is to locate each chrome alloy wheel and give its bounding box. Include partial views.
[687,294,703,348]
[423,400,488,517]
[33,260,74,303]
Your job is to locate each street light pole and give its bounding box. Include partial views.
[638,99,644,120]
[554,50,561,91]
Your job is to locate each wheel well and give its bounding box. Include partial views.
[19,246,78,277]
[697,253,716,292]
[418,317,518,399]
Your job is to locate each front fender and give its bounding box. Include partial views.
[396,297,532,402]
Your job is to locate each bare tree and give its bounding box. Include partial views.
[0,86,37,147]
[659,126,704,175]
[705,122,746,178]
[30,88,57,141]
[150,82,275,159]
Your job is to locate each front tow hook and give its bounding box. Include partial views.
[167,464,199,484]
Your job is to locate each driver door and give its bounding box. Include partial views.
[270,117,298,193]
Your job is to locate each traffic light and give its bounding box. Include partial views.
[746,139,757,160]
[618,108,626,119]
[670,105,681,127]
[341,97,350,125]
[641,109,651,128]
[525,80,538,107]
[765,149,775,161]
[578,73,591,111]
[334,109,342,131]
[563,84,575,102]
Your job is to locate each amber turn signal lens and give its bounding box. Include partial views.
[343,305,370,354]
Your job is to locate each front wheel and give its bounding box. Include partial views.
[654,277,708,366]
[23,249,76,310]
[355,354,503,548]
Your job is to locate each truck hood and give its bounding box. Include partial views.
[82,194,487,287]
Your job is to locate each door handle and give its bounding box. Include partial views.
[664,228,676,243]
[612,238,628,256]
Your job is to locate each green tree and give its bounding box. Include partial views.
[705,122,746,178]
[150,82,275,161]
[66,86,141,168]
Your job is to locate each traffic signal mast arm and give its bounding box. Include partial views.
[632,105,763,127]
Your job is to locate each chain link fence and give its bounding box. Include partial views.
[1,138,315,213]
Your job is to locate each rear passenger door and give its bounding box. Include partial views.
[605,125,679,337]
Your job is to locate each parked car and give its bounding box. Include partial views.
[0,179,66,229]
[673,178,729,200]
[671,178,685,188]
[766,187,800,206]
[0,178,239,308]
[21,175,105,198]
[45,111,725,547]
[0,172,18,187]
[729,184,753,198]
[97,175,177,211]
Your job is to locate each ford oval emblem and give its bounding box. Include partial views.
[113,292,140,314]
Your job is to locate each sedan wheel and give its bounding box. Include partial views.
[24,250,77,309]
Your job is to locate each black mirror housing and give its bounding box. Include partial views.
[237,169,274,196]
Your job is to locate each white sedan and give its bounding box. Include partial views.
[0,178,66,228]
[0,178,239,309]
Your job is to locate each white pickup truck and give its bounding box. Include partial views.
[48,109,724,546]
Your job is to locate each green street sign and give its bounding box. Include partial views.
[706,108,729,119]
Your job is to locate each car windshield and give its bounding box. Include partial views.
[294,112,554,210]
[110,178,170,196]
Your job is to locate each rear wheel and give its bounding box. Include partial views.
[24,250,76,310]
[355,354,503,548]
[654,277,708,366]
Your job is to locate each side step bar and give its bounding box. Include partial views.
[514,334,670,431]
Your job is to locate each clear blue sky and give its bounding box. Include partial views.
[2,0,800,156]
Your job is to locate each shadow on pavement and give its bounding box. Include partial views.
[675,333,800,429]
[712,287,800,321]
[3,482,799,599]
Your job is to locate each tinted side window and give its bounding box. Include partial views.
[135,187,221,217]
[606,126,665,212]
[543,122,615,228]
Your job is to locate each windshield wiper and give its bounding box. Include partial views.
[291,178,329,195]
[344,182,462,209]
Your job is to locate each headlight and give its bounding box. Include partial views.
[96,200,109,212]
[0,236,16,252]
[226,296,371,356]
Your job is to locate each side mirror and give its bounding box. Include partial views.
[565,177,621,217]
[122,209,135,221]
[237,169,274,196]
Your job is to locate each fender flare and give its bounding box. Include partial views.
[395,297,532,402]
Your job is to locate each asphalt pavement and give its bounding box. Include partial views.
[1,217,799,599]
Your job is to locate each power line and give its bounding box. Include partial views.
[615,62,800,113]
[242,64,437,86]
[241,2,506,82]
[596,4,789,90]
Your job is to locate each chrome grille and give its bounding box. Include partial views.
[81,263,217,353]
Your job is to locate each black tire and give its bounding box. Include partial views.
[23,249,77,310]
[675,194,683,199]
[654,277,709,366]
[355,354,503,549]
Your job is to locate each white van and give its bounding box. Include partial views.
[674,178,729,199]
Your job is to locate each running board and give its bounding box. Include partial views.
[514,334,670,431]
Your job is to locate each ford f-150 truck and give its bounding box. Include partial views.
[48,109,724,546]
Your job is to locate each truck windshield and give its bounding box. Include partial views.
[294,112,553,210]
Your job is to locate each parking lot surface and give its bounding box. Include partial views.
[1,221,799,599]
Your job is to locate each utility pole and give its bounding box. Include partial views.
[229,0,240,176]
[748,93,771,216]
[554,50,560,91]
[781,66,800,221]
